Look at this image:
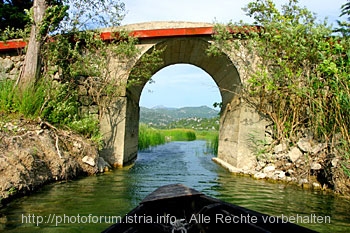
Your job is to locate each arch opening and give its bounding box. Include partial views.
[138,64,221,151]
[140,64,221,109]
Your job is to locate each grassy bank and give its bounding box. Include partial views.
[0,79,101,144]
[138,124,218,154]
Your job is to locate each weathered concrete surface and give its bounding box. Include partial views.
[99,21,267,170]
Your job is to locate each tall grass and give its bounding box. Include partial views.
[0,79,15,112]
[0,79,46,117]
[138,124,197,150]
[196,130,218,140]
[192,130,218,155]
[205,133,218,155]
[162,128,196,141]
[0,79,100,143]
[138,124,166,150]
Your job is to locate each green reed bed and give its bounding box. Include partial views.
[138,124,166,151]
[162,128,196,141]
[195,130,217,140]
[138,126,196,150]
[138,125,197,150]
[138,124,219,154]
[196,130,218,155]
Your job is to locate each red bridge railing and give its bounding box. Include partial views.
[0,25,261,51]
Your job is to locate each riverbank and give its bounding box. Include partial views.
[0,120,217,208]
[3,140,350,233]
[213,135,350,197]
[0,117,110,207]
[1,117,349,209]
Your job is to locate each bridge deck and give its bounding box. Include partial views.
[0,26,214,51]
[0,25,261,51]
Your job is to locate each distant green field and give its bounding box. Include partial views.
[138,123,218,154]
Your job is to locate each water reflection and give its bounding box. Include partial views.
[0,140,349,233]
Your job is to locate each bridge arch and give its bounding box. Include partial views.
[128,36,240,109]
[99,22,266,170]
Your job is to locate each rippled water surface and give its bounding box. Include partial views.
[1,141,350,232]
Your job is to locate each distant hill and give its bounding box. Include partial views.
[140,106,219,128]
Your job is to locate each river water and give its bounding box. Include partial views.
[1,140,350,232]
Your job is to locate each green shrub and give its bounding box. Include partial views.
[186,130,196,141]
[40,82,101,143]
[68,116,102,148]
[0,79,100,143]
[209,0,350,159]
[41,82,79,125]
[68,117,99,138]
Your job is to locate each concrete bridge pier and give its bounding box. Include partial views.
[218,97,264,170]
[99,96,139,167]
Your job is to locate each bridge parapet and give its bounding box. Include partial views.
[116,21,214,30]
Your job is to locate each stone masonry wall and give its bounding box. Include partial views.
[0,52,24,81]
[76,77,100,120]
[0,51,99,120]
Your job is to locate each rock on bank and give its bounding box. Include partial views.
[0,118,110,206]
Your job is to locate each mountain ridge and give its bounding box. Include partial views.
[140,105,219,127]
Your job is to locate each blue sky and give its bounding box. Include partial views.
[140,65,220,109]
[121,0,346,109]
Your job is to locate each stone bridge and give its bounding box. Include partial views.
[0,21,267,171]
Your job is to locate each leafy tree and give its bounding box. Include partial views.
[16,0,68,87]
[335,0,350,36]
[17,0,128,87]
[209,0,350,146]
[341,0,350,20]
[10,0,163,128]
[0,0,33,31]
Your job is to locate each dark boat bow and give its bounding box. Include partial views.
[102,184,318,233]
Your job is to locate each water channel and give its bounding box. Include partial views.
[1,140,350,232]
